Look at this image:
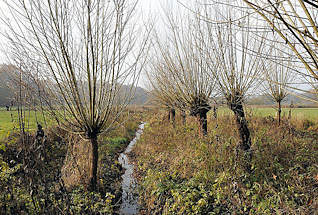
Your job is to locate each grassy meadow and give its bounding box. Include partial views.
[215,106,318,119]
[248,107,318,119]
[0,108,53,141]
[1,106,318,141]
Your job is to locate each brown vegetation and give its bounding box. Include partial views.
[133,109,318,214]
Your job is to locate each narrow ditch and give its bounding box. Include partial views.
[118,123,145,215]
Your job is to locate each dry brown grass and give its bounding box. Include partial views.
[61,135,93,189]
[133,109,318,214]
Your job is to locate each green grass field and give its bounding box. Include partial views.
[216,107,318,120]
[249,107,318,119]
[0,109,53,141]
[1,106,318,141]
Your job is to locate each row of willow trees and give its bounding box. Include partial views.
[146,1,317,172]
[1,0,318,189]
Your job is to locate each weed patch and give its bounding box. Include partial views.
[134,112,318,214]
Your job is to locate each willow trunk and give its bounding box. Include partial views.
[181,110,186,125]
[230,102,252,172]
[171,109,176,126]
[198,110,208,136]
[90,137,98,191]
[278,100,282,126]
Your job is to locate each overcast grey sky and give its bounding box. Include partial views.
[0,0,183,88]
[0,0,181,63]
[137,0,181,35]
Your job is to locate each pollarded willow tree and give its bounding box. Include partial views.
[1,0,149,190]
[263,49,294,125]
[147,62,182,125]
[242,0,318,97]
[197,3,269,170]
[148,11,217,136]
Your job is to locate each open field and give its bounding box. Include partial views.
[213,107,318,120]
[2,107,318,141]
[0,109,54,141]
[248,107,318,119]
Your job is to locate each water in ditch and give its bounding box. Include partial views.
[118,123,145,215]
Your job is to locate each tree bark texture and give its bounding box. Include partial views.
[230,103,251,151]
[90,137,98,191]
[213,106,217,120]
[181,110,186,125]
[230,101,252,172]
[171,108,176,126]
[199,110,208,136]
[278,100,282,126]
